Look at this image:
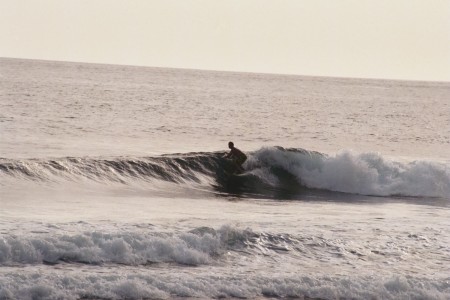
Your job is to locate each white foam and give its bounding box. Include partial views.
[252,147,450,198]
[0,270,448,300]
[1,221,449,298]
[0,225,258,268]
[0,230,224,266]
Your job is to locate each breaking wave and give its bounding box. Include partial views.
[0,226,240,266]
[0,224,449,299]
[1,147,449,198]
[248,147,450,198]
[0,225,346,267]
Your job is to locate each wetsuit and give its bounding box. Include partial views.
[229,147,247,165]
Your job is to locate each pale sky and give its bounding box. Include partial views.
[1,0,449,81]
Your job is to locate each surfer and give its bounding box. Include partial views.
[224,141,247,172]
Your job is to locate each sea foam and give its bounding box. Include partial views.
[0,271,448,300]
[0,225,256,267]
[0,230,220,266]
[251,147,450,198]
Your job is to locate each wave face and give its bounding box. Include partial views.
[0,153,220,185]
[1,147,449,199]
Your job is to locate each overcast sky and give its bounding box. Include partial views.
[1,0,449,81]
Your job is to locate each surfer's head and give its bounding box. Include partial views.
[228,141,234,149]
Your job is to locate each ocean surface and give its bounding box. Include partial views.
[0,58,449,299]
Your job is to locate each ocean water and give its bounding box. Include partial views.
[0,58,449,299]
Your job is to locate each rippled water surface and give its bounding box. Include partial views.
[0,58,449,299]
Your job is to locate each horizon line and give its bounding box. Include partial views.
[2,56,449,84]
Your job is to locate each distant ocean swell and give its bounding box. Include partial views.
[1,147,449,198]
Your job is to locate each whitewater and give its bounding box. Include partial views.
[1,58,449,299]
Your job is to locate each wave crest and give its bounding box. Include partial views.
[1,147,449,198]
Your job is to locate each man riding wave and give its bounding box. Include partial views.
[224,141,247,173]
